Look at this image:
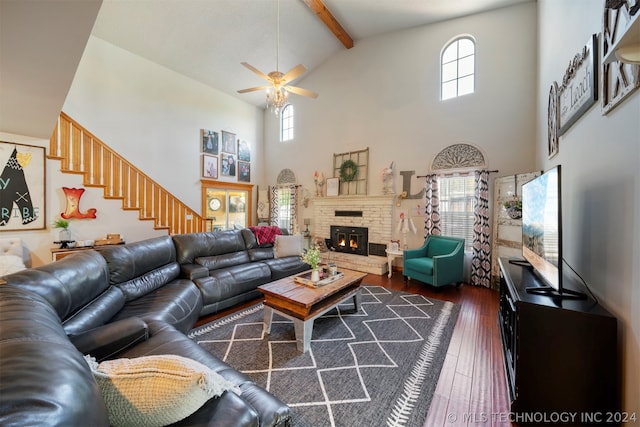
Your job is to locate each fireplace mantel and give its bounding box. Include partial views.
[312,195,395,207]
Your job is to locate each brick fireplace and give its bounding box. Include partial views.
[312,195,394,274]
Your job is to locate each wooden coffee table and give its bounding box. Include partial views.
[258,268,367,352]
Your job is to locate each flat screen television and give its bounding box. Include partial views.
[519,165,585,299]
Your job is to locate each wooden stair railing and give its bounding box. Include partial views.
[49,112,211,235]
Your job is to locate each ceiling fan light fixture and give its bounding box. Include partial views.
[266,86,289,116]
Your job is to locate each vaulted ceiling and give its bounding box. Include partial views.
[1,0,532,138]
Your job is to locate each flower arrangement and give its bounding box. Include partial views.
[301,244,321,271]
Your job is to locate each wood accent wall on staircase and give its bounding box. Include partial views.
[49,112,211,235]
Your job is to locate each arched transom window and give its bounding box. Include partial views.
[441,36,475,100]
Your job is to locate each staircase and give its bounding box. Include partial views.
[49,112,211,235]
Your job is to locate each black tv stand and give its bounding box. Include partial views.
[498,258,619,422]
[525,285,587,300]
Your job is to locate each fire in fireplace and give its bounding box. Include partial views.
[330,225,368,256]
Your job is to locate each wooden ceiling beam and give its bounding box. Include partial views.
[302,0,354,49]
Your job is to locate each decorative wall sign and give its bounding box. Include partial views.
[558,34,598,135]
[431,143,486,171]
[201,129,218,155]
[548,82,559,158]
[61,187,97,219]
[0,141,46,231]
[602,2,640,114]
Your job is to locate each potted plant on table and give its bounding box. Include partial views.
[301,244,322,282]
[53,217,77,248]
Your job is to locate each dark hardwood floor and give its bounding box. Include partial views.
[194,271,513,427]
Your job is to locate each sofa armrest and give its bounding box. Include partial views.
[181,263,209,280]
[69,317,149,362]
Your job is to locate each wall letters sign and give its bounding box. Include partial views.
[0,141,46,231]
[558,34,598,135]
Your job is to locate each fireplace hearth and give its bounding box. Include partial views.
[330,225,368,256]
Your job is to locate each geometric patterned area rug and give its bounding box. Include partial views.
[189,285,460,427]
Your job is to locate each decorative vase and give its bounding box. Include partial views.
[59,228,71,242]
[311,269,320,282]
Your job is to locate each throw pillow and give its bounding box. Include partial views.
[0,255,26,276]
[84,354,241,427]
[274,234,303,258]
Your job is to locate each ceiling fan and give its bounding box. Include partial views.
[237,0,318,115]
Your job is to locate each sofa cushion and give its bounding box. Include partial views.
[195,251,250,272]
[195,263,271,306]
[173,230,248,265]
[62,286,126,336]
[404,257,434,276]
[273,234,303,258]
[85,354,241,427]
[0,286,110,427]
[118,321,291,427]
[426,238,460,257]
[98,236,180,300]
[110,279,203,334]
[0,250,110,321]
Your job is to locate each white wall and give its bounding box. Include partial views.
[537,0,640,411]
[1,35,265,266]
[64,36,264,211]
[0,131,166,266]
[264,2,537,250]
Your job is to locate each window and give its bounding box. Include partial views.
[437,175,475,249]
[441,36,475,100]
[280,104,294,141]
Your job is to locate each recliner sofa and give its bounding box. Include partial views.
[0,229,309,427]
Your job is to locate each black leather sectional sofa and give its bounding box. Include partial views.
[0,229,309,427]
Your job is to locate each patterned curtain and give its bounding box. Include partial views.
[423,174,441,237]
[269,185,298,234]
[471,170,491,288]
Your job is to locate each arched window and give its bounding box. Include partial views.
[280,104,294,142]
[441,36,475,100]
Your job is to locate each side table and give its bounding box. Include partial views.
[385,249,403,278]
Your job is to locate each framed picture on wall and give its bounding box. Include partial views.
[221,131,236,154]
[221,153,236,177]
[201,129,219,155]
[238,140,250,162]
[326,177,339,196]
[0,141,46,231]
[238,161,250,182]
[202,154,218,179]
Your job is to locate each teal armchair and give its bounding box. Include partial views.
[403,235,465,288]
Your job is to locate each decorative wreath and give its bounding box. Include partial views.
[339,159,358,182]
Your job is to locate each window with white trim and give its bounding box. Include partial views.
[280,104,294,141]
[441,36,475,100]
[438,175,475,249]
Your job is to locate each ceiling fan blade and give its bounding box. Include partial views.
[285,85,318,99]
[237,85,272,94]
[281,64,307,84]
[240,62,272,82]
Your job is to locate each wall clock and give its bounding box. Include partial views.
[208,197,221,211]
